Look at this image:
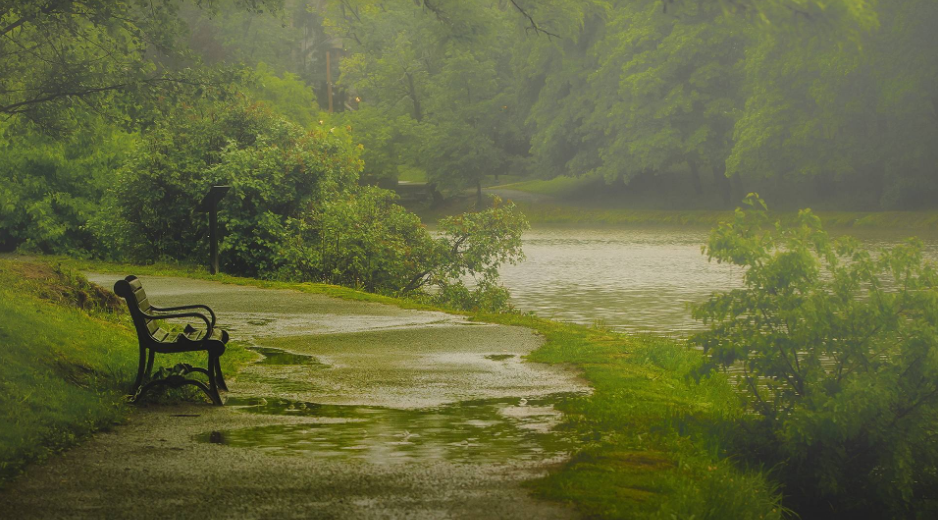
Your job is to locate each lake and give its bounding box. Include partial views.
[499,226,938,334]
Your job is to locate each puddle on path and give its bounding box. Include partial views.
[198,393,583,465]
[249,346,327,366]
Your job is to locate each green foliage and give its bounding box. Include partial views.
[282,192,528,311]
[96,99,526,310]
[0,1,279,131]
[0,122,138,254]
[330,0,526,193]
[98,100,363,272]
[280,186,437,291]
[247,63,321,127]
[693,194,938,517]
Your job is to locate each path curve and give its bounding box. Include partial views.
[0,274,587,519]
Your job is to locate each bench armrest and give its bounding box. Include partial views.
[141,310,214,339]
[150,304,216,327]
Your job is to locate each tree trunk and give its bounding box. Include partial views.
[476,179,483,208]
[406,72,422,122]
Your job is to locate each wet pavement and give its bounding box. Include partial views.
[0,274,588,519]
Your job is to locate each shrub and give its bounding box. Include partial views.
[0,125,135,255]
[100,101,362,271]
[692,194,938,518]
[283,193,528,311]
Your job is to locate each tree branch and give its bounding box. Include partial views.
[508,0,560,40]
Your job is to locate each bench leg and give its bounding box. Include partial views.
[145,350,155,377]
[131,348,148,395]
[214,356,228,391]
[207,353,223,405]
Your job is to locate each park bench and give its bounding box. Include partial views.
[114,275,229,405]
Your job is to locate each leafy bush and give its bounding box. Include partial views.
[98,100,362,271]
[283,193,528,311]
[0,124,136,255]
[280,186,438,291]
[692,195,938,518]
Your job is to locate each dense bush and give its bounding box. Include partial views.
[693,195,938,518]
[97,101,362,270]
[0,123,135,255]
[282,191,527,310]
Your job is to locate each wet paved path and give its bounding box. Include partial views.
[0,275,587,519]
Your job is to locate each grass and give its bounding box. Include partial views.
[0,260,252,485]
[479,312,788,519]
[490,174,603,198]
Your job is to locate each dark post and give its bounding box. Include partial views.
[197,186,230,275]
[209,199,219,274]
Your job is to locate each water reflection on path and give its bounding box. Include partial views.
[499,226,938,334]
[206,393,579,464]
[198,345,583,465]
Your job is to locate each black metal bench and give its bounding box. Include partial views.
[114,275,229,405]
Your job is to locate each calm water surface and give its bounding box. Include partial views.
[500,226,938,334]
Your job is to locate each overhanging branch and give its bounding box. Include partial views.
[508,0,560,39]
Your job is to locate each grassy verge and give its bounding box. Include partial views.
[0,260,252,485]
[480,313,787,519]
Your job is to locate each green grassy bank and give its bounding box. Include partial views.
[0,260,251,484]
[482,313,786,519]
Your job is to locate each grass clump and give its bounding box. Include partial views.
[479,313,788,519]
[0,259,250,484]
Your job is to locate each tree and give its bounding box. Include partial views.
[727,0,938,209]
[329,0,527,197]
[693,194,938,516]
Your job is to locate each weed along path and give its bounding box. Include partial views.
[0,274,588,519]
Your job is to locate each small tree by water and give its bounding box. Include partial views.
[692,194,938,517]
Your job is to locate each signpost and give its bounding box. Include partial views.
[197,186,230,275]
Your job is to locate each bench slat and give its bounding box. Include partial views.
[153,329,170,342]
[146,319,159,335]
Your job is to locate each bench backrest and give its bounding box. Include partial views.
[114,276,170,343]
